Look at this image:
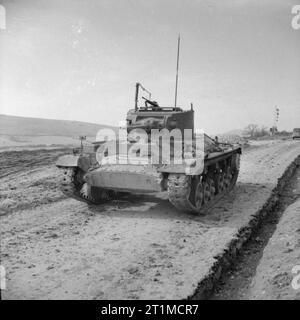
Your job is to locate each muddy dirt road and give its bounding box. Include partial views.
[1,140,299,299]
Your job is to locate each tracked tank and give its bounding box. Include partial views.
[56,82,241,214]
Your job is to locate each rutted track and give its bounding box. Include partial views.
[0,148,71,178]
[211,166,300,300]
[0,140,300,299]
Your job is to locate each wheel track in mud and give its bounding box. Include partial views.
[0,148,71,178]
[211,165,300,299]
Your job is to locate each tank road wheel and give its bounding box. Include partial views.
[194,181,204,210]
[202,178,216,204]
[202,180,211,204]
[209,178,216,196]
[217,172,225,193]
[224,167,232,188]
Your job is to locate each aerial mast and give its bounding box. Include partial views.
[174,34,180,108]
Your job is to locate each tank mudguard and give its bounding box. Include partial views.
[56,155,91,172]
[158,160,204,175]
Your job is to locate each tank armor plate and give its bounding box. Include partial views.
[85,164,163,193]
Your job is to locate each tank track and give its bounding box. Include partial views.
[167,174,196,212]
[168,154,240,214]
[60,167,83,201]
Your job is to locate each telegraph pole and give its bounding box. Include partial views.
[272,107,280,135]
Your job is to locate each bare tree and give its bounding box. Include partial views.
[243,124,259,138]
[243,124,269,138]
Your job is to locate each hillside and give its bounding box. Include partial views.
[0,114,114,137]
[0,114,116,151]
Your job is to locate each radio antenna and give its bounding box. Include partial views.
[174,34,180,108]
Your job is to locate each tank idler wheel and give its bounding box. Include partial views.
[194,181,204,210]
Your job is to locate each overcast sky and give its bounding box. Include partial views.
[0,0,299,134]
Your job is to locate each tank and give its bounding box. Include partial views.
[56,82,241,214]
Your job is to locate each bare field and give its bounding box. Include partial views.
[0,140,300,299]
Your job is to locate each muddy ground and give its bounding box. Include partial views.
[0,140,299,299]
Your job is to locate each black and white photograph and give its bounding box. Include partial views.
[0,0,300,305]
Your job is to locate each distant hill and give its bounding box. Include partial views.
[0,114,116,151]
[217,128,244,137]
[0,114,114,137]
[216,128,247,144]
